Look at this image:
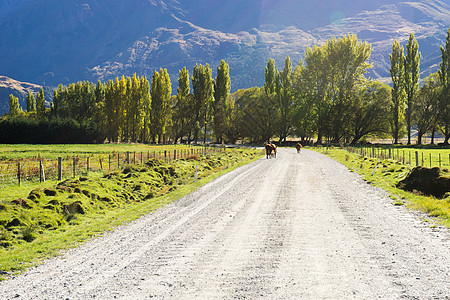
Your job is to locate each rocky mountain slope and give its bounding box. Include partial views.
[0,0,449,115]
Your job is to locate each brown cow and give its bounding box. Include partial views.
[295,143,302,153]
[265,143,277,159]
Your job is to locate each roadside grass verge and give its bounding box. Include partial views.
[0,148,262,280]
[312,147,450,228]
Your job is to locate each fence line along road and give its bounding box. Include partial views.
[0,147,222,185]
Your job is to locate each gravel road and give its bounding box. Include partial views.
[1,148,449,299]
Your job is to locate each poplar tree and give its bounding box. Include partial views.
[151,68,172,143]
[9,94,21,117]
[261,58,278,142]
[438,26,450,145]
[214,60,231,143]
[389,39,406,144]
[404,33,421,144]
[277,56,294,142]
[94,80,106,139]
[264,58,276,96]
[140,76,151,143]
[129,74,143,142]
[174,67,191,143]
[36,88,45,118]
[104,79,118,142]
[26,91,36,112]
[192,63,214,143]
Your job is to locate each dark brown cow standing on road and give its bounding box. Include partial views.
[296,143,302,153]
[265,143,277,159]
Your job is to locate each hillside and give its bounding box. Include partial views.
[0,0,449,115]
[0,76,41,116]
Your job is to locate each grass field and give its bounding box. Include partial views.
[312,146,450,228]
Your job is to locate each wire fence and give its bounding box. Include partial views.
[0,146,223,185]
[336,146,450,169]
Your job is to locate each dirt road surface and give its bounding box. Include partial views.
[1,149,449,299]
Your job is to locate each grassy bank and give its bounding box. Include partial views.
[0,147,262,279]
[312,147,450,228]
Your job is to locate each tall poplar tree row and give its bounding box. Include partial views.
[438,26,450,145]
[389,39,406,144]
[214,60,231,143]
[404,33,421,144]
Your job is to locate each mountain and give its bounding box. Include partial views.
[0,0,449,115]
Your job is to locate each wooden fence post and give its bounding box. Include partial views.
[109,154,111,170]
[415,151,419,166]
[17,162,21,186]
[58,157,62,181]
[39,159,43,183]
[73,157,76,178]
[126,152,130,165]
[87,157,90,173]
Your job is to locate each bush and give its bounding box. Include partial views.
[0,116,105,144]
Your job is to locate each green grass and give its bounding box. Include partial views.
[0,147,262,279]
[312,146,450,228]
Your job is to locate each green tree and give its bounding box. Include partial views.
[52,84,65,117]
[260,58,279,142]
[104,79,119,142]
[8,94,21,117]
[150,68,172,143]
[264,58,276,96]
[36,88,45,118]
[404,33,421,144]
[173,67,191,143]
[94,80,106,140]
[389,39,406,144]
[438,26,450,145]
[192,63,214,143]
[325,34,372,143]
[140,76,151,143]
[26,91,35,113]
[414,73,441,145]
[214,60,231,143]
[233,87,270,143]
[349,81,391,144]
[276,56,294,142]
